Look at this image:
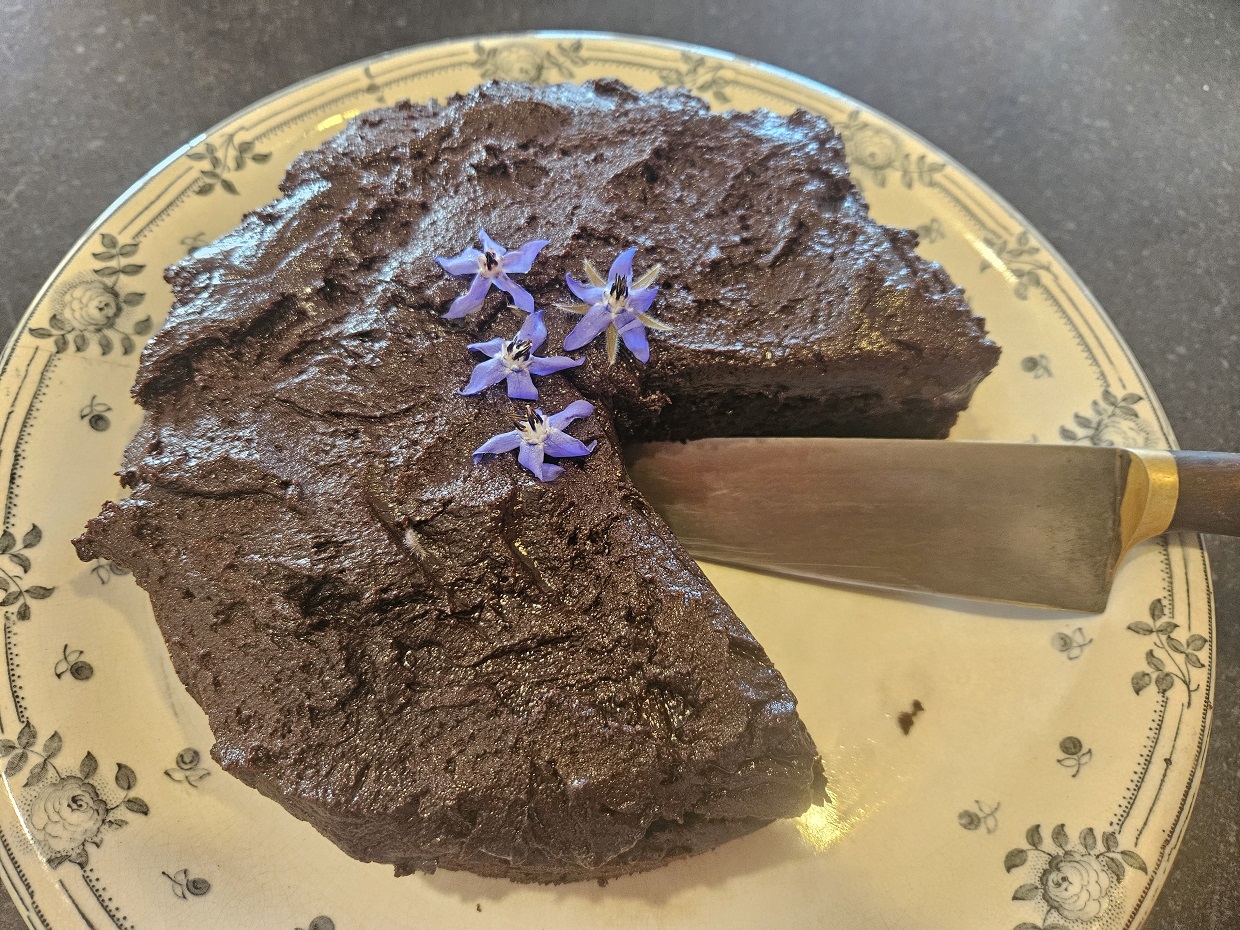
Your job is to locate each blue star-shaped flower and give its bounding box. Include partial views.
[561,247,670,363]
[461,310,583,400]
[472,401,597,482]
[435,229,550,319]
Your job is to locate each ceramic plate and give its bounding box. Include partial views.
[0,33,1212,930]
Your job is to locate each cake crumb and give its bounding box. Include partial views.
[897,699,925,735]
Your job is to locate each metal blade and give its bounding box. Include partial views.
[625,438,1132,612]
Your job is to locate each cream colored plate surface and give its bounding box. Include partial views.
[0,33,1211,930]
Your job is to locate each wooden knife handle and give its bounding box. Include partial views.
[1167,451,1240,536]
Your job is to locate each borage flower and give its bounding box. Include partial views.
[435,229,549,318]
[461,310,582,400]
[561,247,670,363]
[472,401,596,482]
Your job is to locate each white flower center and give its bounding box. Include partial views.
[514,408,550,447]
[605,275,630,314]
[500,338,533,372]
[478,250,502,277]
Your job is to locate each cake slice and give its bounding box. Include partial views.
[76,79,998,882]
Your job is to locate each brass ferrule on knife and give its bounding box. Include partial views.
[1119,449,1179,554]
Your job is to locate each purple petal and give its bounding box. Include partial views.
[505,369,538,400]
[608,247,637,283]
[460,357,510,395]
[467,337,506,357]
[444,274,491,319]
[472,429,522,462]
[565,274,605,304]
[518,442,548,480]
[618,316,650,363]
[478,228,506,257]
[528,355,584,376]
[628,285,659,314]
[539,461,565,481]
[494,274,535,313]
[547,399,595,430]
[436,247,483,276]
[562,305,613,351]
[515,310,547,351]
[501,239,550,274]
[543,432,594,459]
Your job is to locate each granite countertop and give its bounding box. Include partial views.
[0,1,1234,927]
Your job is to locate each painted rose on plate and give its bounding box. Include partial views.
[2,721,149,868]
[839,110,946,188]
[846,121,899,173]
[30,233,153,356]
[1040,849,1112,920]
[490,44,544,82]
[1005,823,1146,929]
[469,39,583,84]
[58,280,122,333]
[1059,391,1154,448]
[28,775,108,854]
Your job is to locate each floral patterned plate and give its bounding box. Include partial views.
[0,33,1212,930]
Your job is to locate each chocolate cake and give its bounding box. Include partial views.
[75,79,999,882]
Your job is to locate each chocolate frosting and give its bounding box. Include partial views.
[76,80,997,882]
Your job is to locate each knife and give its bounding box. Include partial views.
[625,439,1240,612]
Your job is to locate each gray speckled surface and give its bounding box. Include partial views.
[0,1,1235,927]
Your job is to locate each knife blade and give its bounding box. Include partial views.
[625,438,1240,612]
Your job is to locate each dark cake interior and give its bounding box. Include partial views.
[76,79,998,883]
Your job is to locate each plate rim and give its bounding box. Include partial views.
[0,30,1214,930]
